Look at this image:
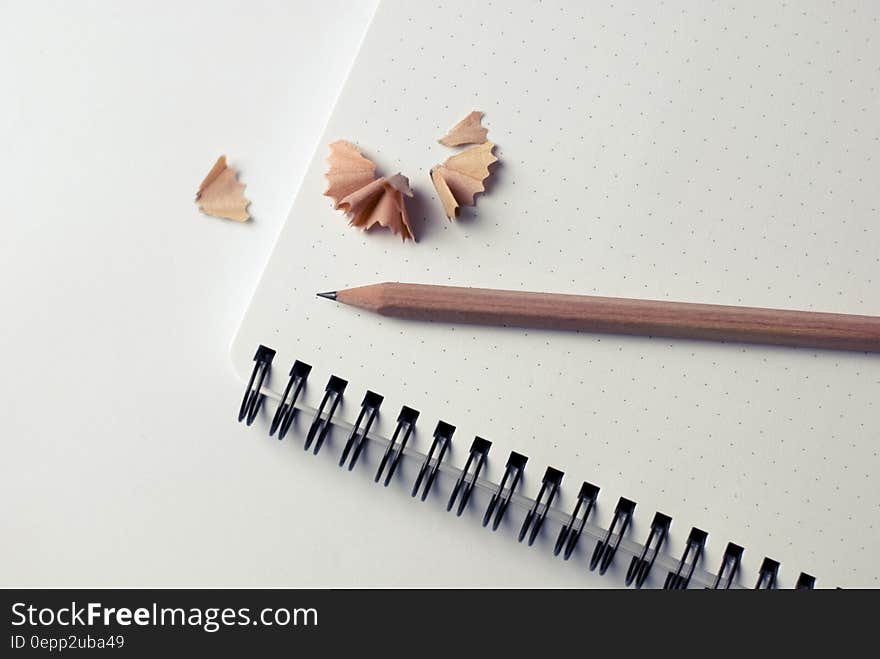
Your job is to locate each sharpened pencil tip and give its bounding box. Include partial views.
[316,291,337,301]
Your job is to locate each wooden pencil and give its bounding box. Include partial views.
[316,282,880,353]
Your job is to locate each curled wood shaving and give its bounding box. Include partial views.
[324,141,415,241]
[430,142,497,219]
[438,111,488,147]
[196,155,250,221]
[323,140,377,207]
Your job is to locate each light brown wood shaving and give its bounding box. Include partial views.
[324,141,415,241]
[438,111,488,147]
[196,155,250,222]
[430,142,497,219]
[323,140,377,207]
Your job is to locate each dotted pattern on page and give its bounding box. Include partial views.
[233,0,880,587]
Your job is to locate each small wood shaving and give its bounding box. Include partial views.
[430,142,497,219]
[323,140,377,207]
[438,111,489,147]
[196,155,250,221]
[324,141,415,241]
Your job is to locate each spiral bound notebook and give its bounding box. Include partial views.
[232,0,880,588]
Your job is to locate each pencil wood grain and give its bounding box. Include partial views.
[330,283,880,352]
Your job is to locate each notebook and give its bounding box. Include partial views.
[232,0,880,588]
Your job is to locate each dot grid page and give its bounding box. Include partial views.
[233,0,880,586]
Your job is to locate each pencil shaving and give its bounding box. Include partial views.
[324,141,415,241]
[196,155,250,221]
[323,140,377,207]
[430,142,497,219]
[343,174,415,242]
[438,111,488,146]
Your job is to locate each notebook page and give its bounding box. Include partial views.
[233,0,880,587]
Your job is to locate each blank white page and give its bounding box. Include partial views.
[233,0,880,587]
